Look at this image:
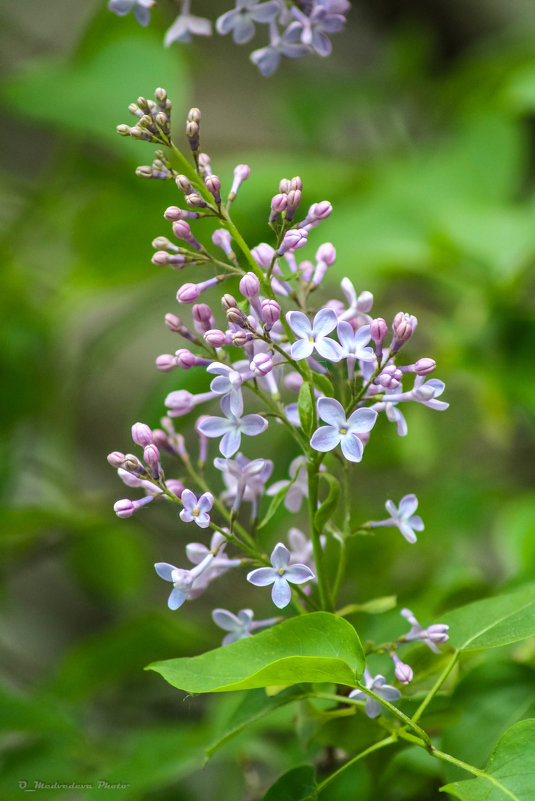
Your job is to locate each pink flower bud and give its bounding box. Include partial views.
[239,272,260,300]
[393,654,413,684]
[123,453,144,474]
[192,303,215,333]
[300,260,315,282]
[277,229,308,256]
[393,312,417,344]
[250,352,273,376]
[152,236,176,251]
[230,164,250,197]
[232,330,253,346]
[177,283,201,304]
[144,444,160,470]
[261,299,281,327]
[175,349,198,369]
[131,423,153,447]
[164,206,182,221]
[290,176,303,191]
[285,188,302,221]
[212,229,232,254]
[270,193,287,217]
[166,479,184,499]
[279,178,291,194]
[152,251,171,266]
[316,243,336,265]
[107,451,125,468]
[172,220,192,240]
[156,354,178,372]
[204,328,227,348]
[205,174,221,203]
[251,242,276,269]
[284,372,303,391]
[165,390,195,416]
[414,358,436,376]
[152,429,171,451]
[370,318,388,344]
[114,499,135,518]
[312,200,332,220]
[378,366,402,389]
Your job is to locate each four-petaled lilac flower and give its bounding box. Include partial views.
[214,453,273,515]
[154,552,214,610]
[207,362,244,415]
[401,608,449,653]
[337,322,375,375]
[250,22,310,76]
[164,0,212,46]
[211,607,278,645]
[108,0,154,27]
[287,308,343,362]
[186,531,241,597]
[287,4,347,57]
[247,542,315,608]
[369,494,424,544]
[179,489,214,528]
[287,527,325,573]
[266,455,309,512]
[348,668,401,718]
[310,398,377,462]
[197,395,268,457]
[216,0,280,44]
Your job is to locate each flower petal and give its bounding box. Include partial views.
[247,567,276,586]
[232,15,256,44]
[315,336,343,362]
[291,338,315,360]
[317,397,346,426]
[154,562,176,582]
[168,587,187,610]
[287,311,312,339]
[410,514,424,532]
[398,493,418,518]
[310,425,341,452]
[240,414,268,436]
[197,416,232,437]
[285,564,315,584]
[347,407,377,434]
[271,542,290,570]
[220,428,241,457]
[271,576,292,608]
[340,433,364,462]
[313,307,338,336]
[212,608,240,630]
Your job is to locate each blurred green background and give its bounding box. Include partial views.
[1,1,535,799]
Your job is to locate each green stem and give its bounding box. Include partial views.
[307,457,332,611]
[411,650,459,724]
[316,736,396,793]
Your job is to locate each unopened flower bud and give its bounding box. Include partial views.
[290,176,303,191]
[107,451,126,469]
[261,299,281,328]
[204,328,227,348]
[414,358,436,376]
[192,303,215,333]
[279,178,291,194]
[156,354,177,372]
[378,366,402,390]
[239,272,260,300]
[175,348,198,369]
[177,283,201,303]
[205,174,221,204]
[185,192,207,208]
[250,353,273,376]
[270,193,287,222]
[116,124,132,137]
[212,229,232,254]
[232,330,253,346]
[277,229,308,256]
[164,206,183,221]
[316,243,336,265]
[114,499,135,518]
[251,242,275,269]
[166,479,184,499]
[370,318,388,345]
[176,174,193,194]
[392,654,413,684]
[227,307,248,327]
[152,236,176,251]
[165,390,195,416]
[285,188,302,222]
[132,423,153,447]
[187,107,201,123]
[186,120,200,150]
[144,443,160,471]
[284,372,303,391]
[229,164,250,199]
[393,312,417,344]
[154,87,168,105]
[198,152,212,176]
[123,454,144,474]
[164,313,192,338]
[221,294,238,311]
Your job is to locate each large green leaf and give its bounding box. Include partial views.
[443,584,535,651]
[147,613,364,693]
[262,765,318,801]
[441,719,535,801]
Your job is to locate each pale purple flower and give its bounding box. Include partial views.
[250,21,309,76]
[186,531,241,597]
[108,0,155,26]
[310,398,377,462]
[164,0,212,45]
[348,669,401,718]
[412,377,449,410]
[207,362,245,415]
[216,0,280,44]
[287,527,325,573]
[154,552,214,610]
[214,453,273,515]
[401,608,449,654]
[392,653,413,684]
[197,395,268,457]
[287,4,347,57]
[266,455,309,512]
[211,607,278,645]
[287,308,343,362]
[247,542,315,608]
[179,489,214,528]
[369,494,424,544]
[337,322,375,372]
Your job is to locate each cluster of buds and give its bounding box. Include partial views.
[116,88,172,145]
[107,92,449,701]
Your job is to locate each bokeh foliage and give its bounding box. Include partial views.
[1,1,534,798]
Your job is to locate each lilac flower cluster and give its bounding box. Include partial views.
[108,91,450,715]
[107,0,350,76]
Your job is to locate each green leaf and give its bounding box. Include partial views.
[257,477,296,531]
[206,686,310,759]
[315,473,341,532]
[298,381,316,438]
[262,765,317,801]
[311,373,334,398]
[147,612,364,693]
[337,596,397,616]
[441,719,535,801]
[443,584,535,651]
